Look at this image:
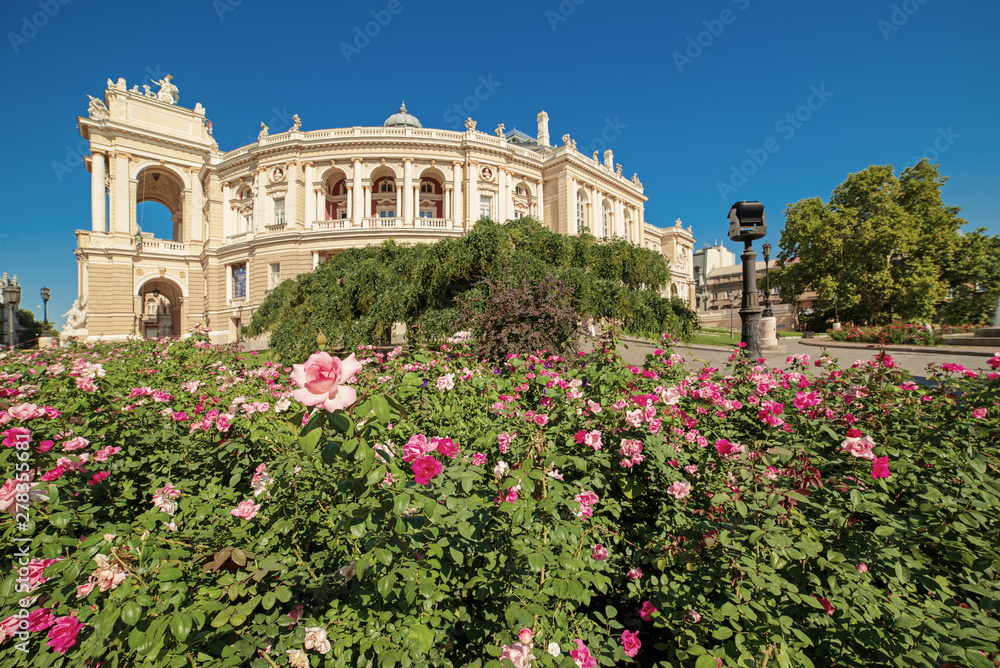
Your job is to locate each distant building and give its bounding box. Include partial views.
[695,254,816,331]
[70,76,696,342]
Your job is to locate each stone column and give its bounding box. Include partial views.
[591,186,600,235]
[352,159,363,226]
[497,168,507,223]
[346,186,353,220]
[114,152,131,234]
[467,162,478,224]
[285,163,297,225]
[312,252,319,270]
[615,199,624,238]
[451,162,463,227]
[91,151,107,232]
[536,179,544,223]
[403,159,413,225]
[364,186,371,222]
[444,187,451,220]
[412,183,419,224]
[190,169,203,243]
[254,169,266,233]
[304,163,315,223]
[222,182,232,237]
[394,178,402,223]
[568,176,577,234]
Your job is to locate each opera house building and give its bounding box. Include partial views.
[68,76,695,343]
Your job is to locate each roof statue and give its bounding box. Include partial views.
[290,114,301,132]
[87,95,109,120]
[152,74,178,105]
[495,123,505,138]
[258,122,269,140]
[464,117,477,131]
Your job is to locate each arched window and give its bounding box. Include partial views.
[602,201,612,238]
[420,179,435,194]
[623,209,633,241]
[576,191,587,234]
[378,178,395,193]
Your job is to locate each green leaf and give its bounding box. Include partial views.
[874,526,895,536]
[894,615,919,629]
[49,511,72,529]
[377,573,396,600]
[321,441,341,464]
[121,601,142,626]
[170,614,193,642]
[408,624,434,654]
[895,562,910,584]
[158,567,183,581]
[328,410,352,434]
[696,656,721,668]
[274,585,293,603]
[371,395,390,424]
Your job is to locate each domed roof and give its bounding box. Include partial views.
[383,102,422,128]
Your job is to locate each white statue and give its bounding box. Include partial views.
[495,123,505,138]
[143,85,153,97]
[290,114,301,132]
[258,122,269,140]
[87,95,109,120]
[61,298,88,335]
[464,118,477,131]
[152,74,179,104]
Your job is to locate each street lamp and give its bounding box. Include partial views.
[761,243,773,318]
[728,290,741,338]
[728,201,767,358]
[40,286,50,331]
[2,274,22,349]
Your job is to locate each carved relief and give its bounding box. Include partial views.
[87,95,109,120]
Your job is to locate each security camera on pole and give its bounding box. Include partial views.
[727,201,766,359]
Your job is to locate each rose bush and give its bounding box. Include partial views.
[0,332,997,667]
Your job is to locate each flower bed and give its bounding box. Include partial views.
[829,323,941,346]
[1,334,999,667]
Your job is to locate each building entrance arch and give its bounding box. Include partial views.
[136,277,184,339]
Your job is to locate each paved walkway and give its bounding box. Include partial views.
[612,336,998,381]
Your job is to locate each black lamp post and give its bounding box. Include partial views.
[727,201,767,359]
[761,243,773,318]
[41,286,50,332]
[728,290,741,338]
[2,274,22,349]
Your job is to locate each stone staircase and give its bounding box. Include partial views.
[943,327,1000,348]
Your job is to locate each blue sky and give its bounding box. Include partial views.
[1,0,997,328]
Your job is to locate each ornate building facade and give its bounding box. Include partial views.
[69,76,695,342]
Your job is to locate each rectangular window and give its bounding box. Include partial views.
[379,210,395,218]
[232,264,247,300]
[269,263,280,290]
[479,196,492,220]
[273,198,285,226]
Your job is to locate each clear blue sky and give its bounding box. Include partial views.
[2,0,997,328]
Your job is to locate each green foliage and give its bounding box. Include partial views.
[773,160,987,326]
[246,218,692,363]
[937,228,1000,325]
[2,338,999,667]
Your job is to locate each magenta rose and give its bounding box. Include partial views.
[46,614,82,654]
[621,630,641,658]
[639,600,657,621]
[411,456,443,485]
[290,352,362,412]
[871,456,891,479]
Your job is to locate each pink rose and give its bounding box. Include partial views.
[687,610,701,623]
[403,434,432,463]
[500,641,536,668]
[27,607,56,632]
[591,544,608,561]
[840,434,875,460]
[471,452,487,466]
[814,595,835,615]
[46,614,83,654]
[972,407,987,419]
[8,403,45,420]
[76,580,96,598]
[667,481,691,499]
[497,431,514,453]
[621,630,641,658]
[433,437,460,459]
[411,456,443,485]
[570,639,597,668]
[639,601,657,621]
[290,352,362,412]
[518,627,533,644]
[93,446,122,462]
[62,436,90,452]
[871,456,891,480]
[230,499,260,521]
[626,567,642,580]
[857,562,868,573]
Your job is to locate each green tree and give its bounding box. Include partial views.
[12,309,55,344]
[937,228,1000,325]
[773,160,966,325]
[246,217,697,362]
